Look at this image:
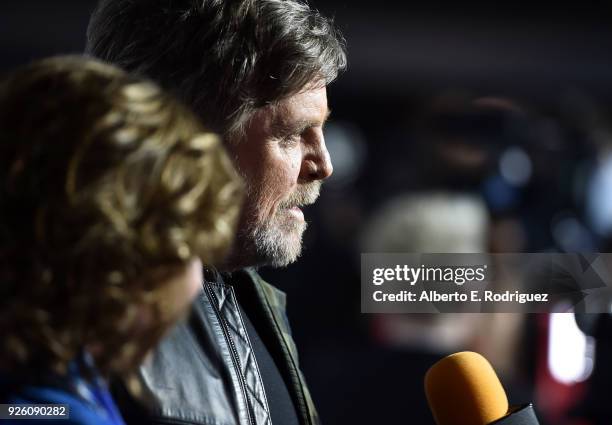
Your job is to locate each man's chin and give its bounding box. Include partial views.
[225,220,306,270]
[268,241,302,267]
[255,226,305,268]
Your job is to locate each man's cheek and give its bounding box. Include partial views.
[252,188,280,222]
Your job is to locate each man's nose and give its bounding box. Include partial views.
[299,134,333,182]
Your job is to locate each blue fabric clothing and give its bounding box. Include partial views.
[0,353,125,425]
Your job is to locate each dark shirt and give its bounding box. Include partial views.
[226,272,300,425]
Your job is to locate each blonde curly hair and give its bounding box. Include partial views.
[0,56,243,377]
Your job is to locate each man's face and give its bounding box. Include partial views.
[226,85,332,268]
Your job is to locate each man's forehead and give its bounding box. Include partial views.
[269,86,330,127]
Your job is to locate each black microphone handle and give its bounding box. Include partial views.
[489,404,540,425]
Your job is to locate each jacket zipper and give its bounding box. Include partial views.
[203,283,256,425]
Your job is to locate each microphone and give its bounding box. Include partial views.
[424,351,539,425]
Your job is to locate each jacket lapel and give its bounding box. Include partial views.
[242,269,320,425]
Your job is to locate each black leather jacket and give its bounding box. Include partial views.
[113,268,319,425]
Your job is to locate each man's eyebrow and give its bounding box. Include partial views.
[271,109,332,136]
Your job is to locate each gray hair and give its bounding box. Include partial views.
[86,0,347,139]
[361,192,490,253]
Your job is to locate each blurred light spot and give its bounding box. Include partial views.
[324,122,366,188]
[552,215,596,252]
[548,310,595,384]
[482,174,519,212]
[499,146,532,187]
[587,153,612,236]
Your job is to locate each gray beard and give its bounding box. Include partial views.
[224,182,319,270]
[249,211,307,268]
[224,206,308,271]
[221,209,307,270]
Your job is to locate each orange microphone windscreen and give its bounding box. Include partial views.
[424,351,509,425]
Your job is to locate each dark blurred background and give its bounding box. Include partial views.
[4,1,612,424]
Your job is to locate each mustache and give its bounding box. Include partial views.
[278,181,322,209]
